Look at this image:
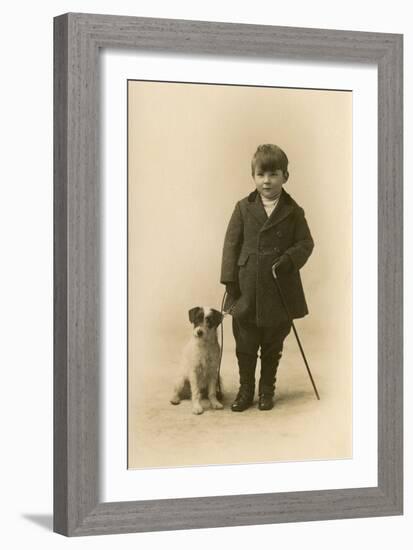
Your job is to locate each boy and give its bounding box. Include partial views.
[220,144,314,411]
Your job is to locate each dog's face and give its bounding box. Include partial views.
[188,306,223,338]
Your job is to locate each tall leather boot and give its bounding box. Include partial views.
[258,350,281,411]
[258,322,291,410]
[231,352,257,412]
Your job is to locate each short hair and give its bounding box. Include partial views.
[251,144,289,176]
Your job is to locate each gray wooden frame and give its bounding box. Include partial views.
[53,12,403,536]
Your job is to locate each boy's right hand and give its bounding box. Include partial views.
[225,282,241,299]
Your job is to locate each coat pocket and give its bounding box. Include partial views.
[237,251,250,266]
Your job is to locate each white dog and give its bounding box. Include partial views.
[170,306,224,415]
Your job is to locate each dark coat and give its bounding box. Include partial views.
[220,189,314,327]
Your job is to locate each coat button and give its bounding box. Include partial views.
[276,230,282,237]
[273,247,279,253]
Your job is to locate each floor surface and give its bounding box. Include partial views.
[128,335,352,469]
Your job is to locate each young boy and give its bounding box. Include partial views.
[220,144,314,411]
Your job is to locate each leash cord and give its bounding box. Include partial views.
[216,290,227,396]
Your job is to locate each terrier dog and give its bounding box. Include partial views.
[170,306,224,415]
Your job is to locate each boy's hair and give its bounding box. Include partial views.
[251,144,289,178]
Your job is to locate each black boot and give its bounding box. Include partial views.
[231,384,255,412]
[258,351,281,411]
[231,353,257,412]
[258,385,275,410]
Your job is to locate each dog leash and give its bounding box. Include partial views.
[216,290,228,398]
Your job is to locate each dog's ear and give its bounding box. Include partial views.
[210,309,223,328]
[188,307,202,324]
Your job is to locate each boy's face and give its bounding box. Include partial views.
[253,166,287,200]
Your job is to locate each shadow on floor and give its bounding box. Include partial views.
[22,514,53,531]
[275,389,316,405]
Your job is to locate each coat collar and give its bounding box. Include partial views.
[247,188,294,231]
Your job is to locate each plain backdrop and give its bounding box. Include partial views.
[128,81,352,468]
[0,0,410,548]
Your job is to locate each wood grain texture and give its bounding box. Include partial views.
[53,14,69,536]
[377,33,403,509]
[53,13,403,536]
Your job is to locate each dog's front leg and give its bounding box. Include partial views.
[189,373,204,415]
[208,376,223,409]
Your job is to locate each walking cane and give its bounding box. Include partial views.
[272,264,320,400]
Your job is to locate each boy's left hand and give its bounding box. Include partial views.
[272,254,293,274]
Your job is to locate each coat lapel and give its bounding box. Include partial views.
[262,189,294,231]
[247,189,294,231]
[246,191,268,227]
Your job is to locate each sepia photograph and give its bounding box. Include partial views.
[127,79,352,469]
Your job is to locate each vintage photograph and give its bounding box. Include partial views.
[127,79,352,469]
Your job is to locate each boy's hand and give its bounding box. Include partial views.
[225,282,241,298]
[272,254,293,275]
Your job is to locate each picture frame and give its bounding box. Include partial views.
[53,12,403,536]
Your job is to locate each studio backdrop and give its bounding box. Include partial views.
[127,80,352,469]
